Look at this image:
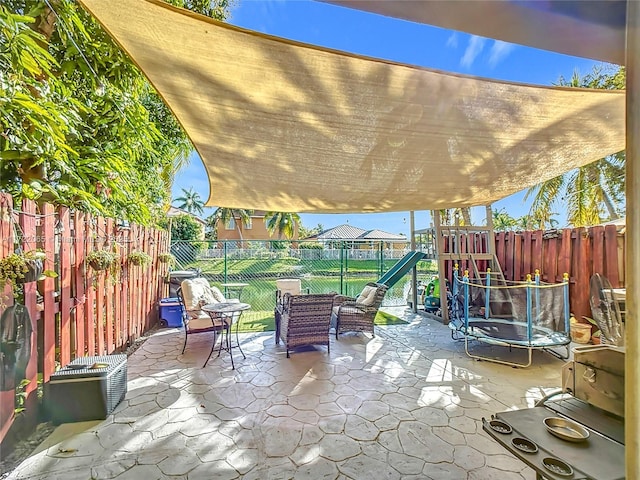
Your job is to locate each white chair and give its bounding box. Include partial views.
[275,278,309,307]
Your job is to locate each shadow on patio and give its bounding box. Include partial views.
[9,307,566,480]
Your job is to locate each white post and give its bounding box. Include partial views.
[626,0,639,476]
[410,211,417,312]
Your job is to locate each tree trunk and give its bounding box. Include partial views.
[36,4,58,42]
[460,207,472,225]
[235,219,244,248]
[602,192,620,220]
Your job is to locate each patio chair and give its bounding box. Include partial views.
[275,278,309,308]
[177,277,237,367]
[275,293,336,358]
[333,282,389,338]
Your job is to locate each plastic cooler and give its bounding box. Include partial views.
[46,354,127,424]
[159,297,184,327]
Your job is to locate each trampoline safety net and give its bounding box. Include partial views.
[449,271,571,367]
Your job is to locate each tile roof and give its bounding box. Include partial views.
[315,224,406,241]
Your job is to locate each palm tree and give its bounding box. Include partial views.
[492,209,518,231]
[173,187,204,215]
[204,213,218,240]
[525,65,626,227]
[526,151,624,227]
[211,208,253,244]
[264,212,301,239]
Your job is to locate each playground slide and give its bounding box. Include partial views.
[378,251,427,287]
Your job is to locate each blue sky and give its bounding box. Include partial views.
[171,0,604,237]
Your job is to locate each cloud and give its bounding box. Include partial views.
[446,33,458,48]
[488,40,515,67]
[460,35,486,68]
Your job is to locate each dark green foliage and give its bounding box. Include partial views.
[0,0,231,225]
[169,215,202,241]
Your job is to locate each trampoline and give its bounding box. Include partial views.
[449,268,571,368]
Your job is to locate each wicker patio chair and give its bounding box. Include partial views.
[275,293,336,358]
[333,282,389,338]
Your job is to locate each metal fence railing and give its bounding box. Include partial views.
[169,240,438,324]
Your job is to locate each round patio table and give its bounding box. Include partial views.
[221,282,249,301]
[201,302,250,369]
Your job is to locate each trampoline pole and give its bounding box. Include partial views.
[526,274,533,342]
[485,268,491,319]
[463,270,470,329]
[535,269,541,325]
[563,273,570,333]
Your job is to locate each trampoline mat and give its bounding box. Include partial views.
[462,318,570,347]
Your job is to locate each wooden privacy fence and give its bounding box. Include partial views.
[0,194,169,445]
[442,224,625,322]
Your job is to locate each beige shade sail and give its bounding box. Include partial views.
[79,0,625,213]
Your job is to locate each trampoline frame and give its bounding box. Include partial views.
[450,269,571,368]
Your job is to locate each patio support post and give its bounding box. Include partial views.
[486,205,495,258]
[410,211,417,313]
[434,210,448,323]
[626,0,640,476]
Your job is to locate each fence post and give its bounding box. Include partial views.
[339,243,344,295]
[223,241,228,284]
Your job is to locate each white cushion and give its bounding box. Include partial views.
[356,285,378,306]
[187,316,214,330]
[182,278,228,310]
[209,285,226,303]
[276,278,302,296]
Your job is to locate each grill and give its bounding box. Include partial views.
[483,345,625,480]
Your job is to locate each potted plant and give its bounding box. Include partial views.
[86,249,118,271]
[0,250,51,288]
[158,252,176,266]
[128,250,152,267]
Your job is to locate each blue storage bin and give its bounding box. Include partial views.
[159,297,184,327]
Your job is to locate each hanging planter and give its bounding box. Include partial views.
[157,252,176,266]
[128,250,152,267]
[0,251,55,292]
[86,250,117,272]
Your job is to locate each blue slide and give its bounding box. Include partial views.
[378,251,427,287]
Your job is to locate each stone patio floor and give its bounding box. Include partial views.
[7,307,569,479]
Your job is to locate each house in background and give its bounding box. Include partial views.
[216,210,299,246]
[307,224,407,250]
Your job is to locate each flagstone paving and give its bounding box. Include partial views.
[7,308,568,479]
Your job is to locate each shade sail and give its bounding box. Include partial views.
[322,1,627,66]
[79,0,625,213]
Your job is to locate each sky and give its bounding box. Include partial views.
[171,0,605,237]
